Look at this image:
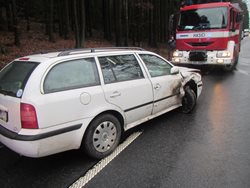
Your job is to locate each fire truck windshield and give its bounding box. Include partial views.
[178,7,228,31]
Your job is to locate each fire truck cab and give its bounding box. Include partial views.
[171,2,243,71]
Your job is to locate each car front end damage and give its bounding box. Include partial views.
[178,67,203,98]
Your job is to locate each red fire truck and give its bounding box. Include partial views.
[171,2,243,71]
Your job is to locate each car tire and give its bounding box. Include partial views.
[83,114,121,159]
[181,86,196,114]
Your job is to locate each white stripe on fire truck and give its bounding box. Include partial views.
[176,30,240,39]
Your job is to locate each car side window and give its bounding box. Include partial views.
[98,54,144,84]
[44,58,100,93]
[139,54,172,77]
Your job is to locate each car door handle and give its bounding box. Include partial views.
[110,91,121,98]
[154,84,161,90]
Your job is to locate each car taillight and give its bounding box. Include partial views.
[21,103,38,129]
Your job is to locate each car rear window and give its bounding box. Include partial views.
[0,61,38,98]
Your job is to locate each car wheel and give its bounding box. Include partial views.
[181,86,196,114]
[83,114,121,159]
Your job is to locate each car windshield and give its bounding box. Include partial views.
[178,7,228,31]
[0,61,38,97]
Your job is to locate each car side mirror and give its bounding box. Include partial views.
[171,66,180,75]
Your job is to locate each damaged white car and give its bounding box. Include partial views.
[0,48,202,159]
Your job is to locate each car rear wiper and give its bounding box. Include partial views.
[0,88,16,96]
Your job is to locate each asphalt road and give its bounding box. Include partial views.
[1,37,250,188]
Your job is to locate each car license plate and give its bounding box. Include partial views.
[0,110,8,122]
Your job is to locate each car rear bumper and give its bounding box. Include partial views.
[0,124,83,157]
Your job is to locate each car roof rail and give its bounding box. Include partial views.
[57,47,145,57]
[31,49,67,55]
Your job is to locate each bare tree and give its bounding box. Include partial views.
[73,0,86,48]
[48,0,55,42]
[11,0,20,46]
[114,0,122,46]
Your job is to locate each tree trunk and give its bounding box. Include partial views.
[114,0,122,46]
[136,0,143,47]
[79,0,85,47]
[0,6,6,31]
[48,0,55,42]
[124,0,129,46]
[85,0,93,38]
[151,0,159,47]
[11,0,20,46]
[73,0,80,48]
[58,0,64,37]
[44,0,49,35]
[6,2,13,32]
[130,0,136,46]
[148,0,153,46]
[103,0,112,41]
[64,0,70,39]
[25,0,31,31]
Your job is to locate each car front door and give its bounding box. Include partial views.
[139,54,183,116]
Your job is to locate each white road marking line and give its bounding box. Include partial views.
[237,69,249,76]
[238,61,250,66]
[69,131,142,188]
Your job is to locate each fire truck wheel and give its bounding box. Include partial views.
[181,86,196,114]
[223,53,238,72]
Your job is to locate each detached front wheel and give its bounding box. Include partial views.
[83,114,121,159]
[181,86,196,114]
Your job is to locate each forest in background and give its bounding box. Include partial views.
[0,0,181,47]
[0,0,249,68]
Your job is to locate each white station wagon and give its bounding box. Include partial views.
[0,48,202,159]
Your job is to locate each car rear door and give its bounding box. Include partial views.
[38,57,105,129]
[98,54,154,128]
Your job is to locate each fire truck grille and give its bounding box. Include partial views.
[187,42,213,47]
[189,51,207,62]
